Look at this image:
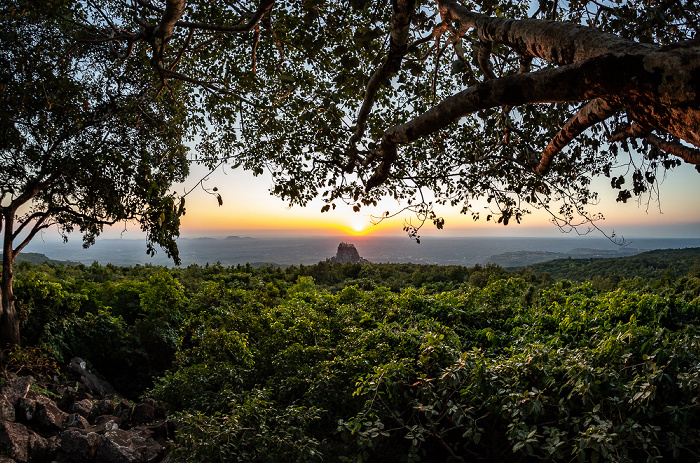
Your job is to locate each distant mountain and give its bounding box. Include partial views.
[328,243,369,264]
[0,252,78,266]
[484,251,569,267]
[224,236,255,240]
[567,247,642,258]
[485,247,644,268]
[525,247,700,281]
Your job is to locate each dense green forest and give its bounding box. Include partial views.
[527,248,700,284]
[3,253,700,462]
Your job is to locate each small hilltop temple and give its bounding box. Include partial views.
[328,242,369,264]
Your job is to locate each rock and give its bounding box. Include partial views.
[0,422,28,462]
[0,395,16,422]
[113,401,132,426]
[94,399,115,417]
[58,388,93,413]
[130,404,155,427]
[69,399,95,421]
[96,429,143,463]
[140,421,177,448]
[1,371,171,463]
[0,421,47,463]
[69,358,116,399]
[16,396,67,433]
[0,377,33,407]
[59,429,100,462]
[15,398,35,423]
[34,395,68,432]
[45,435,61,458]
[65,413,90,430]
[330,243,369,264]
[139,400,167,421]
[127,428,165,463]
[94,415,120,432]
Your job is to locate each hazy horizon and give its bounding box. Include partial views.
[20,233,700,268]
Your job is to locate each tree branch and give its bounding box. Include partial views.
[609,121,649,142]
[645,134,700,165]
[364,53,663,191]
[156,0,187,42]
[174,0,275,33]
[437,0,655,65]
[11,212,50,242]
[477,40,496,80]
[12,214,52,259]
[534,98,619,175]
[345,0,415,171]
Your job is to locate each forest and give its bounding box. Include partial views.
[2,251,699,462]
[2,1,700,459]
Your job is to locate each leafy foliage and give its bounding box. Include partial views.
[0,0,189,258]
[9,257,700,461]
[528,248,700,283]
[65,0,700,236]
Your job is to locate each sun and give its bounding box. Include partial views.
[351,220,365,233]
[349,218,369,235]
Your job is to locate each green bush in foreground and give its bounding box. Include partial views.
[9,261,700,461]
[150,275,700,462]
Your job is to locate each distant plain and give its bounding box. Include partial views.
[21,235,700,268]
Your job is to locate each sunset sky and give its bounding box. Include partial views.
[166,160,700,240]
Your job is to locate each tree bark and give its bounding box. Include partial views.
[438,0,655,65]
[365,50,700,189]
[534,98,619,175]
[346,0,415,168]
[0,212,20,347]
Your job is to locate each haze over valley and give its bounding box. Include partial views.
[21,235,700,268]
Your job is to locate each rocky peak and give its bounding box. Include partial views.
[330,243,369,264]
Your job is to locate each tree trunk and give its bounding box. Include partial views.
[0,213,20,347]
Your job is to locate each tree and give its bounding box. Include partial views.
[5,0,696,345]
[81,0,698,238]
[0,1,189,346]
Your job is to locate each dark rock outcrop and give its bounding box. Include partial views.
[0,365,176,463]
[69,358,116,399]
[329,243,369,264]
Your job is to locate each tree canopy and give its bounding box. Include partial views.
[0,0,189,344]
[78,0,700,235]
[2,0,699,341]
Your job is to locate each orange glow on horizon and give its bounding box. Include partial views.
[179,204,407,236]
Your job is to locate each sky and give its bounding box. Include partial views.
[156,159,700,241]
[156,0,700,242]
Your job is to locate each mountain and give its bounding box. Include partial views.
[328,243,369,264]
[484,251,569,267]
[0,252,78,266]
[485,246,643,268]
[525,247,700,281]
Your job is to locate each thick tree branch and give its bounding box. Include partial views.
[12,214,52,259]
[438,0,655,65]
[175,0,275,33]
[477,40,496,80]
[365,51,700,190]
[345,0,415,170]
[156,0,187,42]
[645,135,700,165]
[609,121,649,142]
[534,98,619,175]
[11,211,50,242]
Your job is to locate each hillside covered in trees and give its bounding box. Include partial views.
[1,250,698,462]
[527,248,700,283]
